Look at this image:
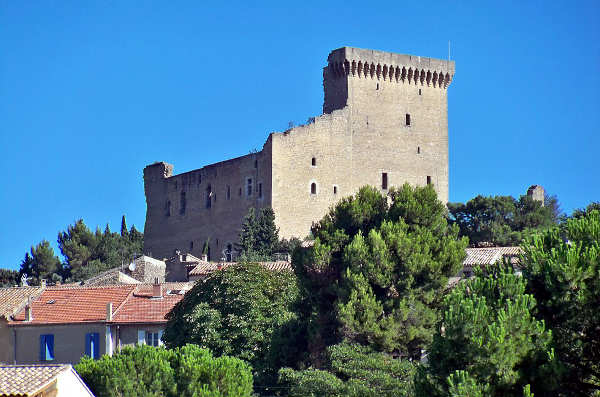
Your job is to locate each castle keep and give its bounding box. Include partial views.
[143,47,455,260]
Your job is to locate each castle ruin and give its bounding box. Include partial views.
[143,47,455,260]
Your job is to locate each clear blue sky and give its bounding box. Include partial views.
[1,1,598,269]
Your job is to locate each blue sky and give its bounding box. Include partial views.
[1,1,598,269]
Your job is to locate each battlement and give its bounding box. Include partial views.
[326,46,455,87]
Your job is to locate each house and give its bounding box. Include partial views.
[0,286,45,364]
[6,282,191,365]
[0,364,94,396]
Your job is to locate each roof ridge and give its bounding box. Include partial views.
[110,286,137,319]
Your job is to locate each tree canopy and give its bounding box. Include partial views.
[448,194,561,247]
[163,262,301,389]
[75,344,253,397]
[522,209,600,396]
[417,262,560,397]
[293,184,468,360]
[16,216,143,285]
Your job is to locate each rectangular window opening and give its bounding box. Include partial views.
[406,114,411,126]
[418,88,422,95]
[247,178,253,196]
[258,183,263,198]
[226,185,231,200]
[417,146,420,154]
[427,176,432,185]
[146,331,159,347]
[333,186,338,195]
[40,334,54,361]
[85,333,99,360]
[382,173,388,190]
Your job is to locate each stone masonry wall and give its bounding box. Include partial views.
[144,47,454,256]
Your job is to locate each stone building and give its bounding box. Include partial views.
[144,46,455,260]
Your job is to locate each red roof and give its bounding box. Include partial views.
[10,285,135,325]
[111,284,185,324]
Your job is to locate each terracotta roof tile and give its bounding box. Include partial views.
[188,261,292,277]
[463,247,522,268]
[0,364,69,396]
[111,283,189,324]
[83,268,141,286]
[10,285,135,325]
[0,287,44,320]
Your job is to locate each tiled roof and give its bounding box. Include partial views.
[188,261,292,277]
[463,247,522,267]
[10,285,135,325]
[0,364,69,396]
[0,287,44,320]
[111,283,191,324]
[83,268,141,286]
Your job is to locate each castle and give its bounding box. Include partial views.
[143,47,455,260]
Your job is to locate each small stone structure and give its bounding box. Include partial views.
[143,47,455,260]
[527,185,545,205]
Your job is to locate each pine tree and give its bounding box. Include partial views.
[120,215,128,238]
[417,263,559,397]
[294,184,467,359]
[18,240,62,284]
[523,210,600,395]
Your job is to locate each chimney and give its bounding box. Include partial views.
[40,279,46,288]
[152,278,162,299]
[25,305,33,322]
[106,302,113,321]
[201,254,208,262]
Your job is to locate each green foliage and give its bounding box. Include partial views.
[571,201,600,219]
[448,194,560,247]
[58,217,143,282]
[295,184,467,359]
[163,262,300,388]
[0,268,19,287]
[237,207,280,260]
[75,344,253,397]
[278,343,415,397]
[523,210,600,396]
[417,263,559,397]
[18,240,62,285]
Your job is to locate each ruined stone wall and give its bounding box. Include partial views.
[143,142,272,260]
[144,47,454,254]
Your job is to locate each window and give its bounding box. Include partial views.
[190,241,193,250]
[138,330,163,347]
[40,334,54,361]
[206,185,212,209]
[226,185,231,200]
[333,186,338,194]
[258,183,263,198]
[382,173,388,190]
[239,187,242,196]
[85,333,99,360]
[311,157,316,166]
[311,183,317,195]
[165,201,171,217]
[405,114,411,126]
[376,83,379,90]
[247,178,253,196]
[254,159,258,168]
[179,191,186,215]
[417,146,420,154]
[427,176,432,185]
[418,88,422,95]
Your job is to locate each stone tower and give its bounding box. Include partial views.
[527,185,545,205]
[143,47,455,260]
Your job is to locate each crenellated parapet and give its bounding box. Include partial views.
[326,46,455,88]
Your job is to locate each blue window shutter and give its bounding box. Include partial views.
[40,335,45,361]
[85,333,91,357]
[47,335,54,360]
[93,333,99,359]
